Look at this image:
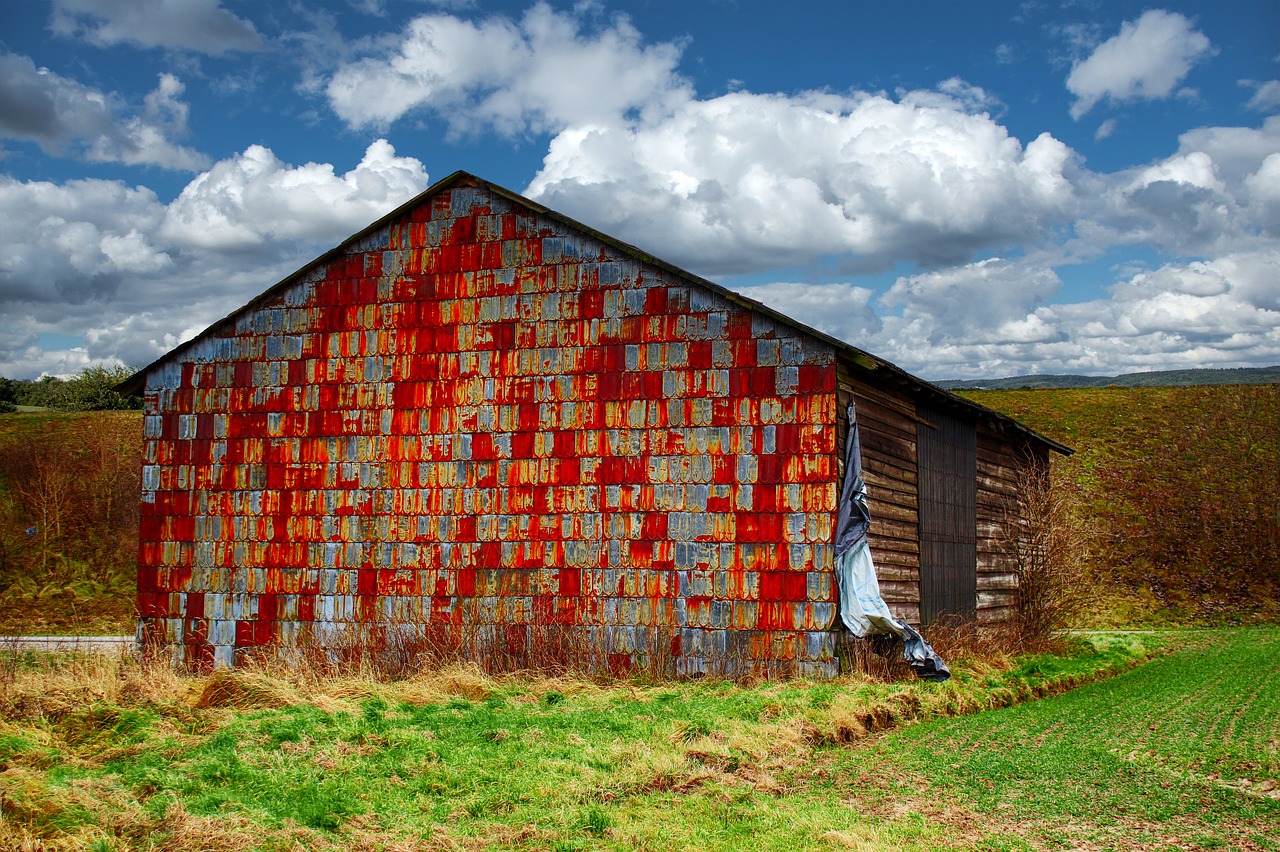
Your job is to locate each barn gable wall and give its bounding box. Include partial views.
[136,181,843,676]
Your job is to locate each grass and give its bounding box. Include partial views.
[855,627,1280,850]
[8,629,1276,850]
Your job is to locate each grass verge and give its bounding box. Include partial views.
[4,630,1273,850]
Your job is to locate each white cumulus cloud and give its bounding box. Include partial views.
[1075,116,1280,258]
[919,251,1280,379]
[326,3,690,134]
[527,88,1076,276]
[161,139,429,250]
[0,55,208,170]
[881,257,1063,344]
[1067,10,1213,119]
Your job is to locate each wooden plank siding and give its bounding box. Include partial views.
[975,427,1049,623]
[836,356,1054,629]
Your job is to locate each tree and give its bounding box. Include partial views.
[0,365,141,412]
[16,376,67,409]
[58,364,141,411]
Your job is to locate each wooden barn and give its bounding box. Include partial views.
[122,171,1070,677]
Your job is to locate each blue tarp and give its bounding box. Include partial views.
[834,401,950,682]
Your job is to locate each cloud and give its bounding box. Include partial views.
[527,88,1076,276]
[49,0,263,54]
[1242,79,1280,112]
[1174,115,1280,188]
[0,55,208,170]
[0,141,430,378]
[1071,116,1280,258]
[1067,10,1213,119]
[325,3,690,133]
[857,250,1280,379]
[735,281,883,345]
[161,139,429,249]
[1043,252,1280,359]
[718,122,1280,379]
[881,257,1063,344]
[0,175,170,317]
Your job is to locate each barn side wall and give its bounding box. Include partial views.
[836,358,1046,628]
[136,183,842,677]
[836,362,922,626]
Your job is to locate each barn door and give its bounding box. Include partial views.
[916,405,977,625]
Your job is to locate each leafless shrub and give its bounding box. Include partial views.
[216,620,698,684]
[1000,458,1097,649]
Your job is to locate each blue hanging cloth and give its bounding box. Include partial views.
[834,401,950,682]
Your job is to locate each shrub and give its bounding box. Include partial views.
[1000,458,1097,648]
[0,412,141,632]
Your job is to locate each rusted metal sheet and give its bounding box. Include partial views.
[137,181,842,676]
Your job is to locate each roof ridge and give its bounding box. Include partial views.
[119,170,1070,455]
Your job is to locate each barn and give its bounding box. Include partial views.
[122,171,1070,677]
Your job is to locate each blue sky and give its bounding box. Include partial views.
[1,0,1277,380]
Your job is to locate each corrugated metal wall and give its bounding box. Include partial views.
[136,181,841,676]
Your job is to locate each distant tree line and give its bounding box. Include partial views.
[0,364,141,413]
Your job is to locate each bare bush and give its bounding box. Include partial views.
[217,620,698,684]
[1001,459,1097,649]
[0,412,141,632]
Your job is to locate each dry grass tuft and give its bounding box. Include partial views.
[192,668,300,711]
[151,799,320,852]
[0,649,142,725]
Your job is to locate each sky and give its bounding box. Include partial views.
[0,0,1277,382]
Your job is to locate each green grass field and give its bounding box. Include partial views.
[3,629,1277,851]
[865,628,1280,850]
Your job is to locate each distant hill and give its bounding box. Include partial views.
[958,385,1278,624]
[934,365,1280,390]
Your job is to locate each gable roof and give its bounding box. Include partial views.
[121,170,1070,456]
